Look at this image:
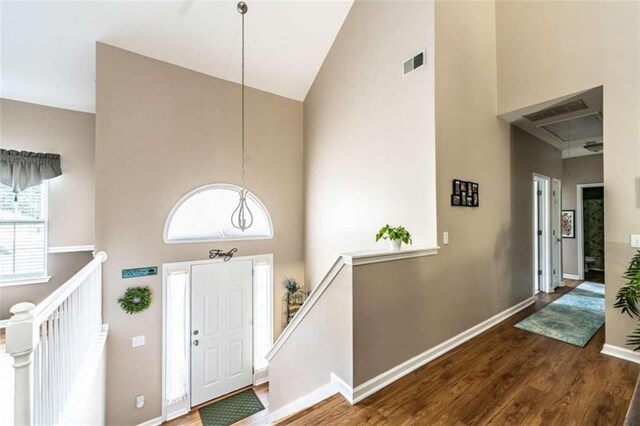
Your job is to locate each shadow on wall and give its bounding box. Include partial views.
[508,125,563,292]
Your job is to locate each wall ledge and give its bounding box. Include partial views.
[602,344,640,364]
[341,246,439,266]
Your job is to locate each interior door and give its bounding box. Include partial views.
[191,260,253,407]
[535,180,542,293]
[551,179,562,287]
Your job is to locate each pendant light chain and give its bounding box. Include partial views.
[241,8,245,189]
[231,1,253,232]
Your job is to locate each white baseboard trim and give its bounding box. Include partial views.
[602,344,640,364]
[563,273,580,280]
[330,373,354,404]
[137,416,163,426]
[254,369,269,386]
[268,382,337,422]
[351,297,535,403]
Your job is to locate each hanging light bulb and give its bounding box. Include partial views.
[231,1,254,232]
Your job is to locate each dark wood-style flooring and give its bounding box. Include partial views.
[168,279,638,425]
[281,279,638,425]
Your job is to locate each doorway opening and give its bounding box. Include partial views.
[533,174,560,294]
[161,254,273,422]
[577,183,605,282]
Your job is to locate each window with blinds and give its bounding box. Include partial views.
[0,182,48,281]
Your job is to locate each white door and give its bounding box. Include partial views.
[191,260,253,407]
[551,179,563,287]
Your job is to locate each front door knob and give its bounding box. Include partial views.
[193,340,199,346]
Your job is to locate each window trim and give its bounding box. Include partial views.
[0,181,49,284]
[163,183,274,244]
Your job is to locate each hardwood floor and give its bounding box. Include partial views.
[168,279,637,426]
[164,383,270,426]
[280,280,638,425]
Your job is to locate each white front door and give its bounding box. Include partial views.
[191,260,253,407]
[552,179,563,287]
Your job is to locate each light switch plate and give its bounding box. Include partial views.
[132,335,145,347]
[443,232,449,245]
[631,234,640,248]
[136,395,144,409]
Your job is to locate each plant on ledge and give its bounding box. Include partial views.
[375,224,412,251]
[613,250,640,350]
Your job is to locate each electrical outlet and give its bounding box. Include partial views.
[132,335,145,347]
[136,395,144,409]
[631,234,640,248]
[443,232,449,245]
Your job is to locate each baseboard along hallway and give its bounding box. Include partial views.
[276,280,636,425]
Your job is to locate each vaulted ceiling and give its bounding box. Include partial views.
[0,1,353,113]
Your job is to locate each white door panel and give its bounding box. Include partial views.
[191,260,253,407]
[552,179,562,287]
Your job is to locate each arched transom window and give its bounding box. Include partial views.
[164,183,273,243]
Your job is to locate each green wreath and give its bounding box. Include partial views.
[118,286,152,314]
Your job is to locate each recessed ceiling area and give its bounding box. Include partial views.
[500,86,603,158]
[0,0,353,113]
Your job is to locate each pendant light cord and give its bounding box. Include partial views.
[241,9,246,189]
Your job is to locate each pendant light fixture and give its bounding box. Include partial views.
[231,1,254,232]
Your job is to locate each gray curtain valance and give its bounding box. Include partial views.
[0,149,62,194]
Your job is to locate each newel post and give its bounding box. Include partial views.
[6,302,38,426]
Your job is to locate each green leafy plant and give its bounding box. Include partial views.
[118,286,152,314]
[283,277,301,294]
[375,225,413,245]
[614,250,640,350]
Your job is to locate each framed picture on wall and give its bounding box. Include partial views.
[561,210,575,238]
[451,179,480,208]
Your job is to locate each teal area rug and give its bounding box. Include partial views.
[199,389,265,426]
[514,282,605,347]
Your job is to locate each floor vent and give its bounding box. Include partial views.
[523,99,589,122]
[403,51,425,77]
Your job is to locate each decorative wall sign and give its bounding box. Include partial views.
[451,179,479,208]
[209,248,238,261]
[122,266,158,279]
[561,210,575,238]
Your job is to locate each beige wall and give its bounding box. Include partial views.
[95,43,304,425]
[304,0,551,387]
[0,99,95,320]
[268,265,353,411]
[303,0,436,288]
[495,1,640,348]
[561,154,604,276]
[0,251,93,319]
[510,126,562,288]
[0,99,95,247]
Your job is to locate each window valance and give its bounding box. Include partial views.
[0,149,62,195]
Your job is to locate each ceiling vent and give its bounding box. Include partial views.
[523,99,589,122]
[403,51,425,77]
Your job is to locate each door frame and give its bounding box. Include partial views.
[161,253,274,422]
[552,178,563,287]
[577,183,604,280]
[533,173,553,294]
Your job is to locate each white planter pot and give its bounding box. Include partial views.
[390,239,402,251]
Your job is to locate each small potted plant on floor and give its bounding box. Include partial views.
[375,225,412,251]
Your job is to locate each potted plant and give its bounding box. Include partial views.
[614,250,640,350]
[375,225,412,251]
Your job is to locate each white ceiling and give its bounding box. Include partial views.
[0,0,353,113]
[500,87,603,159]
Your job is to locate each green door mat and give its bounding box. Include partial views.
[199,389,265,426]
[514,282,605,347]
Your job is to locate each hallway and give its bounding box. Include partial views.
[280,281,636,425]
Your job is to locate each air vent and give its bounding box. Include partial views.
[403,51,425,77]
[523,99,589,122]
